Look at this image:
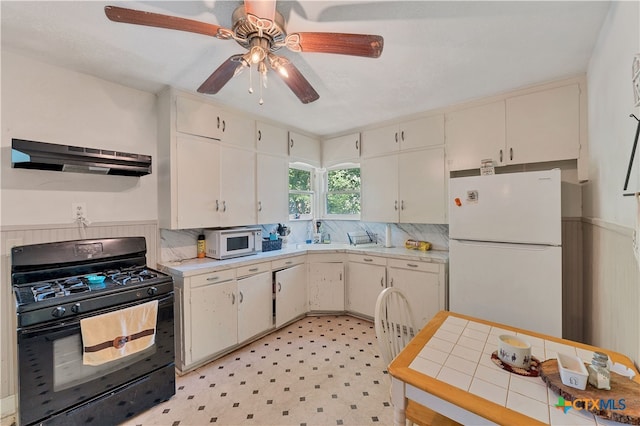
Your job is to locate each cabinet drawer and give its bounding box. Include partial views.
[387,258,440,274]
[272,255,305,270]
[236,262,271,278]
[190,269,235,288]
[347,254,386,266]
[307,253,344,263]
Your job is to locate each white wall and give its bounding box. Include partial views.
[584,0,640,366]
[0,51,160,419]
[1,51,158,226]
[585,1,639,226]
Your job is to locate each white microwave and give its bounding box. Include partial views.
[205,227,262,260]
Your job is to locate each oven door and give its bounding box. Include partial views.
[17,294,175,426]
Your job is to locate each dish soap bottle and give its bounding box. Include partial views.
[587,351,610,390]
[197,234,206,259]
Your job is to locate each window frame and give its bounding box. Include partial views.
[288,162,315,221]
[323,162,361,220]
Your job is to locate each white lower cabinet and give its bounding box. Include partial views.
[174,252,446,373]
[274,263,307,327]
[346,255,387,318]
[387,259,445,331]
[237,271,273,342]
[189,272,238,364]
[308,261,345,312]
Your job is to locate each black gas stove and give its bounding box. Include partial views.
[12,237,173,328]
[12,237,175,426]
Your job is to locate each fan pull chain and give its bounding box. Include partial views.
[248,65,254,94]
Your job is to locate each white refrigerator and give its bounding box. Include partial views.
[448,169,562,337]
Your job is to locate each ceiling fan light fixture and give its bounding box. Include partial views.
[268,53,289,78]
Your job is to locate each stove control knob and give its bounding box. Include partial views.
[52,306,66,318]
[71,303,81,313]
[147,287,158,296]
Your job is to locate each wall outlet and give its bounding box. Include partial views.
[72,202,87,221]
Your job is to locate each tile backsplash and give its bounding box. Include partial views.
[160,221,449,263]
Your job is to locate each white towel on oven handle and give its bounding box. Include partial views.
[81,300,158,366]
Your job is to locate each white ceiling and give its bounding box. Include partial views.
[1,1,611,137]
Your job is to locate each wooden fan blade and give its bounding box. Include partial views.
[276,61,319,104]
[198,55,245,94]
[104,5,226,38]
[286,32,384,58]
[244,0,276,21]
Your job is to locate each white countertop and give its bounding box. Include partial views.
[159,243,448,278]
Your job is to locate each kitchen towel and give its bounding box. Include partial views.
[81,300,158,366]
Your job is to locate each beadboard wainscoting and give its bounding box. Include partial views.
[0,220,159,420]
[583,218,640,368]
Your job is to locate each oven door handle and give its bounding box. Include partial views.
[19,293,174,337]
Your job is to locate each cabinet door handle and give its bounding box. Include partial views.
[231,293,236,305]
[285,261,293,265]
[355,139,359,151]
[339,272,342,281]
[258,201,262,212]
[290,139,294,148]
[278,282,282,292]
[222,200,227,212]
[510,147,513,161]
[217,116,220,129]
[407,263,418,268]
[207,276,220,281]
[395,132,398,143]
[401,130,405,141]
[222,120,226,132]
[380,277,384,287]
[363,258,373,262]
[249,267,258,272]
[258,130,262,141]
[499,149,503,163]
[394,200,398,211]
[401,200,405,210]
[239,291,244,304]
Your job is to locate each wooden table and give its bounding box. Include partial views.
[388,311,640,426]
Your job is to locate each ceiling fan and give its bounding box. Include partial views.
[104,1,384,104]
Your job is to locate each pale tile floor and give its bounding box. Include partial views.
[122,315,394,426]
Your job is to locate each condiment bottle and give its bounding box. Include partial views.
[587,351,610,390]
[197,234,206,258]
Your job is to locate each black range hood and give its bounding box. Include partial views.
[11,138,152,176]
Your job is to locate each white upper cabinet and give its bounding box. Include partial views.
[361,123,399,157]
[256,153,289,224]
[400,115,445,151]
[506,83,580,164]
[398,148,446,224]
[289,131,321,167]
[362,115,445,158]
[446,82,582,171]
[224,110,256,150]
[361,148,446,224]
[174,133,221,229]
[219,145,256,227]
[322,132,361,167]
[445,100,506,171]
[361,154,399,223]
[256,121,288,156]
[158,88,258,229]
[176,95,226,141]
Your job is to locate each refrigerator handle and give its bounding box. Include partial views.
[499,149,503,163]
